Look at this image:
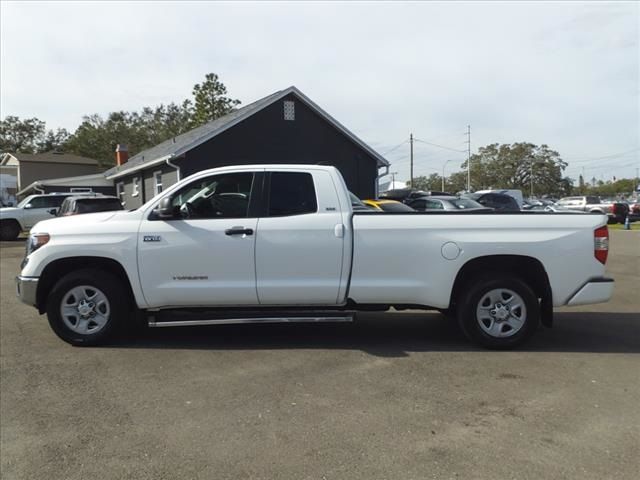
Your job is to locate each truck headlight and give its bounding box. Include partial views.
[27,233,50,255]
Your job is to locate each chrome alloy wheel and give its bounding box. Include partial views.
[60,285,111,335]
[476,288,527,338]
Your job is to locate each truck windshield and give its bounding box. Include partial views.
[16,196,34,208]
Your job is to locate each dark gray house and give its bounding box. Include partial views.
[1,152,110,203]
[105,86,389,208]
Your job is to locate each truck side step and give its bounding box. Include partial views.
[147,309,355,328]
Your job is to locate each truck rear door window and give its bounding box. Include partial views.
[267,172,317,217]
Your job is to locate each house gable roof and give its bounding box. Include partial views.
[1,152,99,166]
[105,86,389,180]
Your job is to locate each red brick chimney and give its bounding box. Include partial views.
[115,144,129,166]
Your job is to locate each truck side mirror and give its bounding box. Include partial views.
[24,204,32,209]
[156,197,176,219]
[48,208,57,216]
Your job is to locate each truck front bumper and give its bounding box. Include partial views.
[566,277,614,306]
[16,276,38,308]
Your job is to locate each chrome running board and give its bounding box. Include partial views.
[148,313,354,328]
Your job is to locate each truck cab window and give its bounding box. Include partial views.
[267,172,317,217]
[170,172,254,219]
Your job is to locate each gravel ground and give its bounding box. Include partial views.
[1,231,638,480]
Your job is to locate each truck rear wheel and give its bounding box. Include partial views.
[46,269,129,346]
[457,274,540,349]
[0,220,20,241]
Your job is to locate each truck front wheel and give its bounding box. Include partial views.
[46,269,128,346]
[457,274,540,349]
[0,220,21,241]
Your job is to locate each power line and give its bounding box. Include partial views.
[413,137,467,153]
[574,160,640,171]
[564,148,640,164]
[380,139,409,156]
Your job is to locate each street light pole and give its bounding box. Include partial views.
[409,133,414,189]
[530,159,534,198]
[442,159,453,192]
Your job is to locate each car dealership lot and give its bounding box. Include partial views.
[1,232,638,480]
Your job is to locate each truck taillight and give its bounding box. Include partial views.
[594,226,609,265]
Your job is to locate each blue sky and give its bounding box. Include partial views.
[1,1,638,182]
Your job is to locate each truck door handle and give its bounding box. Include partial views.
[225,227,254,236]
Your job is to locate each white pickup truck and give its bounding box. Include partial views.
[16,165,614,349]
[0,193,73,240]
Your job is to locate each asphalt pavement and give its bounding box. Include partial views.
[1,231,638,479]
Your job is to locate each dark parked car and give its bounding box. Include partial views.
[55,195,124,217]
[379,188,451,204]
[408,196,492,212]
[464,192,521,212]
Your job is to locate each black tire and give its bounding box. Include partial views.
[0,220,21,241]
[46,269,130,346]
[457,274,540,350]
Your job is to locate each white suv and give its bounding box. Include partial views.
[0,193,74,240]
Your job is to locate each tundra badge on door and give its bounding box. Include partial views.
[143,235,162,242]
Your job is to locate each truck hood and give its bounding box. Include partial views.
[30,210,136,234]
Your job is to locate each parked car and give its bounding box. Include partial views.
[349,192,380,211]
[379,188,451,204]
[55,195,124,217]
[474,189,524,207]
[408,196,491,212]
[17,165,613,350]
[523,204,583,213]
[1,192,75,240]
[363,199,415,212]
[464,192,521,212]
[557,196,628,223]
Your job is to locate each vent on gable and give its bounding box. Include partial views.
[284,100,295,121]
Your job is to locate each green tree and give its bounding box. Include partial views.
[0,116,46,153]
[38,128,71,152]
[462,142,569,196]
[410,173,444,191]
[66,112,143,166]
[191,73,240,127]
[1,116,72,154]
[446,171,469,193]
[574,178,637,197]
[66,72,239,166]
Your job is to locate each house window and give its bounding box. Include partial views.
[284,100,295,121]
[132,177,140,197]
[154,171,163,195]
[116,182,125,205]
[70,187,92,193]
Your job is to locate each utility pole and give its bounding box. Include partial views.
[390,171,398,186]
[409,133,414,189]
[465,125,471,192]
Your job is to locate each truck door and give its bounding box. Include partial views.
[255,170,347,305]
[22,195,65,228]
[138,171,262,308]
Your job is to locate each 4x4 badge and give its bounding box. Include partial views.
[143,235,162,242]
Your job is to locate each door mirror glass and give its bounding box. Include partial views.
[156,196,176,219]
[24,203,33,209]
